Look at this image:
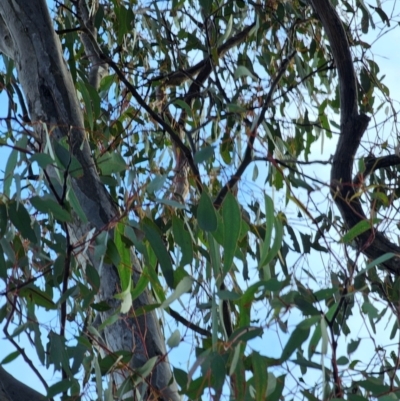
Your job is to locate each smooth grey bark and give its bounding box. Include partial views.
[0,1,179,400]
[310,0,400,274]
[0,366,45,401]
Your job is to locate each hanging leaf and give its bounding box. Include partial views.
[114,221,132,292]
[4,148,18,197]
[98,152,127,175]
[167,329,181,348]
[251,351,268,401]
[0,202,8,238]
[147,174,168,194]
[222,192,241,275]
[19,286,56,310]
[194,146,214,164]
[234,65,258,80]
[30,196,72,222]
[172,216,193,267]
[280,325,310,362]
[161,276,193,309]
[341,219,377,243]
[8,201,37,243]
[142,218,174,288]
[197,192,218,232]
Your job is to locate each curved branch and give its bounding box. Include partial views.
[354,154,400,185]
[310,0,400,274]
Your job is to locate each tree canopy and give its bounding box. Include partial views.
[0,0,400,400]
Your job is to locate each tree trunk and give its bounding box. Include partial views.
[0,1,179,400]
[0,366,45,401]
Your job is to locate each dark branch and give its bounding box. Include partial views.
[168,307,211,337]
[354,154,400,185]
[311,0,400,274]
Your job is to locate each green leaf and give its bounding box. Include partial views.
[86,263,100,290]
[209,352,226,391]
[142,218,174,288]
[341,219,378,243]
[47,380,72,398]
[155,198,186,209]
[4,148,18,197]
[19,286,56,310]
[197,192,218,232]
[347,338,361,354]
[172,216,193,267]
[8,201,37,243]
[365,252,395,269]
[281,325,310,362]
[252,352,268,401]
[320,316,328,355]
[362,301,379,319]
[161,276,193,308]
[147,174,168,194]
[0,245,7,279]
[174,99,193,116]
[114,222,132,291]
[167,329,181,348]
[131,267,150,301]
[99,74,115,94]
[135,356,158,378]
[98,152,127,175]
[66,185,88,223]
[114,281,132,314]
[77,80,94,130]
[337,356,349,365]
[262,216,283,267]
[194,146,214,164]
[30,196,72,222]
[54,140,83,178]
[105,239,120,267]
[174,367,188,390]
[229,326,263,346]
[219,14,233,44]
[1,350,20,365]
[0,202,8,238]
[234,65,258,80]
[370,5,390,26]
[199,0,212,14]
[94,355,103,397]
[222,192,241,275]
[261,194,274,251]
[30,153,55,169]
[99,351,132,375]
[208,232,221,281]
[308,323,321,359]
[227,103,247,113]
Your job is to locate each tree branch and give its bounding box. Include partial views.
[151,23,256,87]
[310,0,400,274]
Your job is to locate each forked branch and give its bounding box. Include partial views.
[310,0,400,274]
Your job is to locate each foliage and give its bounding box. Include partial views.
[1,0,400,400]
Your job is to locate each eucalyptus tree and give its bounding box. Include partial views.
[0,0,399,400]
